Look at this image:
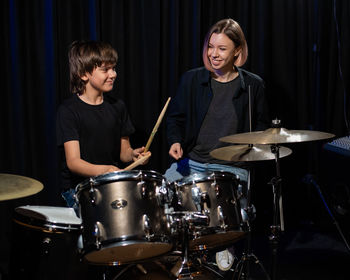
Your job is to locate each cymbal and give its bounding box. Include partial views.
[0,173,44,201]
[210,145,292,162]
[220,128,335,145]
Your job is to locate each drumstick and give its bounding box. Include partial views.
[124,152,151,171]
[144,97,171,152]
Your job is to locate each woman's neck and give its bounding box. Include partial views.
[212,68,238,83]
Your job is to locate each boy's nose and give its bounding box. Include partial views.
[109,69,117,78]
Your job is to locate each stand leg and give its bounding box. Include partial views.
[232,170,271,280]
[233,228,271,280]
[268,145,285,280]
[303,174,350,253]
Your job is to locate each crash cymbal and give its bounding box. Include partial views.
[210,144,292,162]
[220,128,335,145]
[0,173,43,201]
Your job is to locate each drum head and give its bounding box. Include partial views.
[176,171,237,187]
[14,205,81,233]
[76,170,165,194]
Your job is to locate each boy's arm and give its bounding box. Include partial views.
[64,140,120,177]
[120,136,148,163]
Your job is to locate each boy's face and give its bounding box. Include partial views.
[81,63,117,94]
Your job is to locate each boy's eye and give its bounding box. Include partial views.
[100,66,115,72]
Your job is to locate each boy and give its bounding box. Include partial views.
[57,40,147,206]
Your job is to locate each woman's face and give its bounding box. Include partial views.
[207,32,238,72]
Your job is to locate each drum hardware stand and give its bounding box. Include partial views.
[170,212,224,279]
[233,170,271,280]
[171,215,204,279]
[268,144,285,280]
[110,264,137,280]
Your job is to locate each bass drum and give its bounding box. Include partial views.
[113,258,219,280]
[10,205,88,280]
[76,170,173,265]
[171,171,246,251]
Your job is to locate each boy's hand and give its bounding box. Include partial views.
[132,146,145,161]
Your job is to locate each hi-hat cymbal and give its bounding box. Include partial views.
[210,145,292,162]
[220,128,335,145]
[0,173,44,201]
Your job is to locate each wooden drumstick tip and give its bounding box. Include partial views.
[144,97,171,153]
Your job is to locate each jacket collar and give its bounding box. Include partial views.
[200,66,247,91]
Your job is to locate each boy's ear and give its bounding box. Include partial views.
[80,74,89,81]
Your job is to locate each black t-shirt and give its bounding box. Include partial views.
[56,94,135,189]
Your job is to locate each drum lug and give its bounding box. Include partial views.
[143,214,153,240]
[138,181,147,199]
[156,181,170,205]
[176,189,183,207]
[212,181,220,197]
[217,206,227,229]
[191,184,202,212]
[201,192,211,209]
[89,178,97,205]
[93,222,103,249]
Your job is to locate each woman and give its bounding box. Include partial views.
[165,18,269,183]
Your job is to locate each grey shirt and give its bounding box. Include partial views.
[189,76,241,164]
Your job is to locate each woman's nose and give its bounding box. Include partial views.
[212,48,218,57]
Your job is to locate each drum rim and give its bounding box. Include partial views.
[175,170,237,186]
[13,218,82,233]
[76,170,165,191]
[14,205,82,231]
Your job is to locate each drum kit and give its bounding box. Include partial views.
[1,121,335,280]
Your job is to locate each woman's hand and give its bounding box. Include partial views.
[169,142,183,160]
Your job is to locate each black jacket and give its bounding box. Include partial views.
[166,66,270,156]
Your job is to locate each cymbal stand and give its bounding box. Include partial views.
[268,144,285,280]
[233,170,271,280]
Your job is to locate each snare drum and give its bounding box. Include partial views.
[76,170,173,265]
[172,171,246,250]
[10,205,86,280]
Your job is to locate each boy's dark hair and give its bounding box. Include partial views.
[68,41,118,94]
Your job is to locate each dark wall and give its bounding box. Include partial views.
[1,0,350,277]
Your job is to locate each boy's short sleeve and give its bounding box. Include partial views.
[56,104,79,146]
